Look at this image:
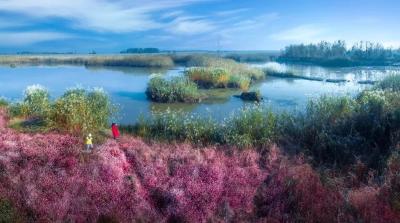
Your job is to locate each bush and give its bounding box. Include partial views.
[186,67,252,91]
[0,97,8,107]
[376,75,400,91]
[126,105,278,148]
[21,84,51,118]
[146,76,201,103]
[279,91,400,170]
[186,56,264,80]
[131,110,221,144]
[0,199,20,223]
[183,55,263,91]
[254,164,345,222]
[52,87,114,135]
[224,106,277,148]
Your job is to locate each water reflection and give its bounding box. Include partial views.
[0,63,389,124]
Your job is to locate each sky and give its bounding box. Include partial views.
[0,0,399,53]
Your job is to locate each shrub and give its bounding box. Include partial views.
[132,109,221,144]
[186,56,264,80]
[224,106,277,148]
[279,91,400,170]
[146,76,202,103]
[254,161,346,223]
[126,105,278,148]
[184,55,263,91]
[0,199,21,223]
[0,97,8,107]
[186,67,230,88]
[349,187,400,223]
[376,75,400,91]
[21,84,51,118]
[52,87,114,135]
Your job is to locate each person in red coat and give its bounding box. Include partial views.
[111,123,120,140]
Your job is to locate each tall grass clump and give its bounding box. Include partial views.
[0,55,174,68]
[376,75,400,91]
[131,110,221,144]
[125,105,278,148]
[20,84,51,118]
[224,106,277,148]
[186,55,264,79]
[52,87,114,135]
[279,89,400,170]
[146,76,202,103]
[0,97,8,107]
[184,55,263,91]
[185,68,251,91]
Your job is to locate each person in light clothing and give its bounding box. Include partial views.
[85,133,93,151]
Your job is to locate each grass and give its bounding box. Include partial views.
[146,76,202,103]
[129,75,400,170]
[0,55,174,68]
[52,87,115,135]
[185,67,251,90]
[263,68,324,81]
[122,105,277,148]
[186,55,264,80]
[376,75,400,91]
[7,86,116,136]
[183,56,263,91]
[0,97,8,107]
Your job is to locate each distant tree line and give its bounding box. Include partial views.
[279,40,400,66]
[120,48,160,54]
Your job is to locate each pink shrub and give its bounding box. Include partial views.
[1,110,399,222]
[0,116,267,222]
[254,159,345,223]
[349,187,400,223]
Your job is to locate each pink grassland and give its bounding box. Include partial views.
[0,109,399,222]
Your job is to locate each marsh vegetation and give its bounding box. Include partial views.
[7,85,115,136]
[279,40,400,66]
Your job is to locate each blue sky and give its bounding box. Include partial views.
[0,0,399,53]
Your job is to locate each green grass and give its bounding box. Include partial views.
[376,75,400,91]
[7,86,116,136]
[122,105,278,148]
[52,87,115,135]
[146,76,202,103]
[186,55,264,80]
[263,68,324,81]
[127,75,400,169]
[184,56,264,91]
[0,198,22,223]
[0,97,8,107]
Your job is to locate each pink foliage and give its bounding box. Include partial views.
[1,110,399,222]
[254,156,346,223]
[0,115,267,222]
[349,187,399,223]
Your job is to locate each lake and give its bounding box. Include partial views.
[1,63,398,124]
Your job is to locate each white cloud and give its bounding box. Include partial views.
[215,8,249,17]
[270,24,329,42]
[167,16,216,35]
[0,31,74,45]
[0,0,209,33]
[161,10,185,19]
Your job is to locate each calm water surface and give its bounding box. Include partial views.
[1,62,396,124]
